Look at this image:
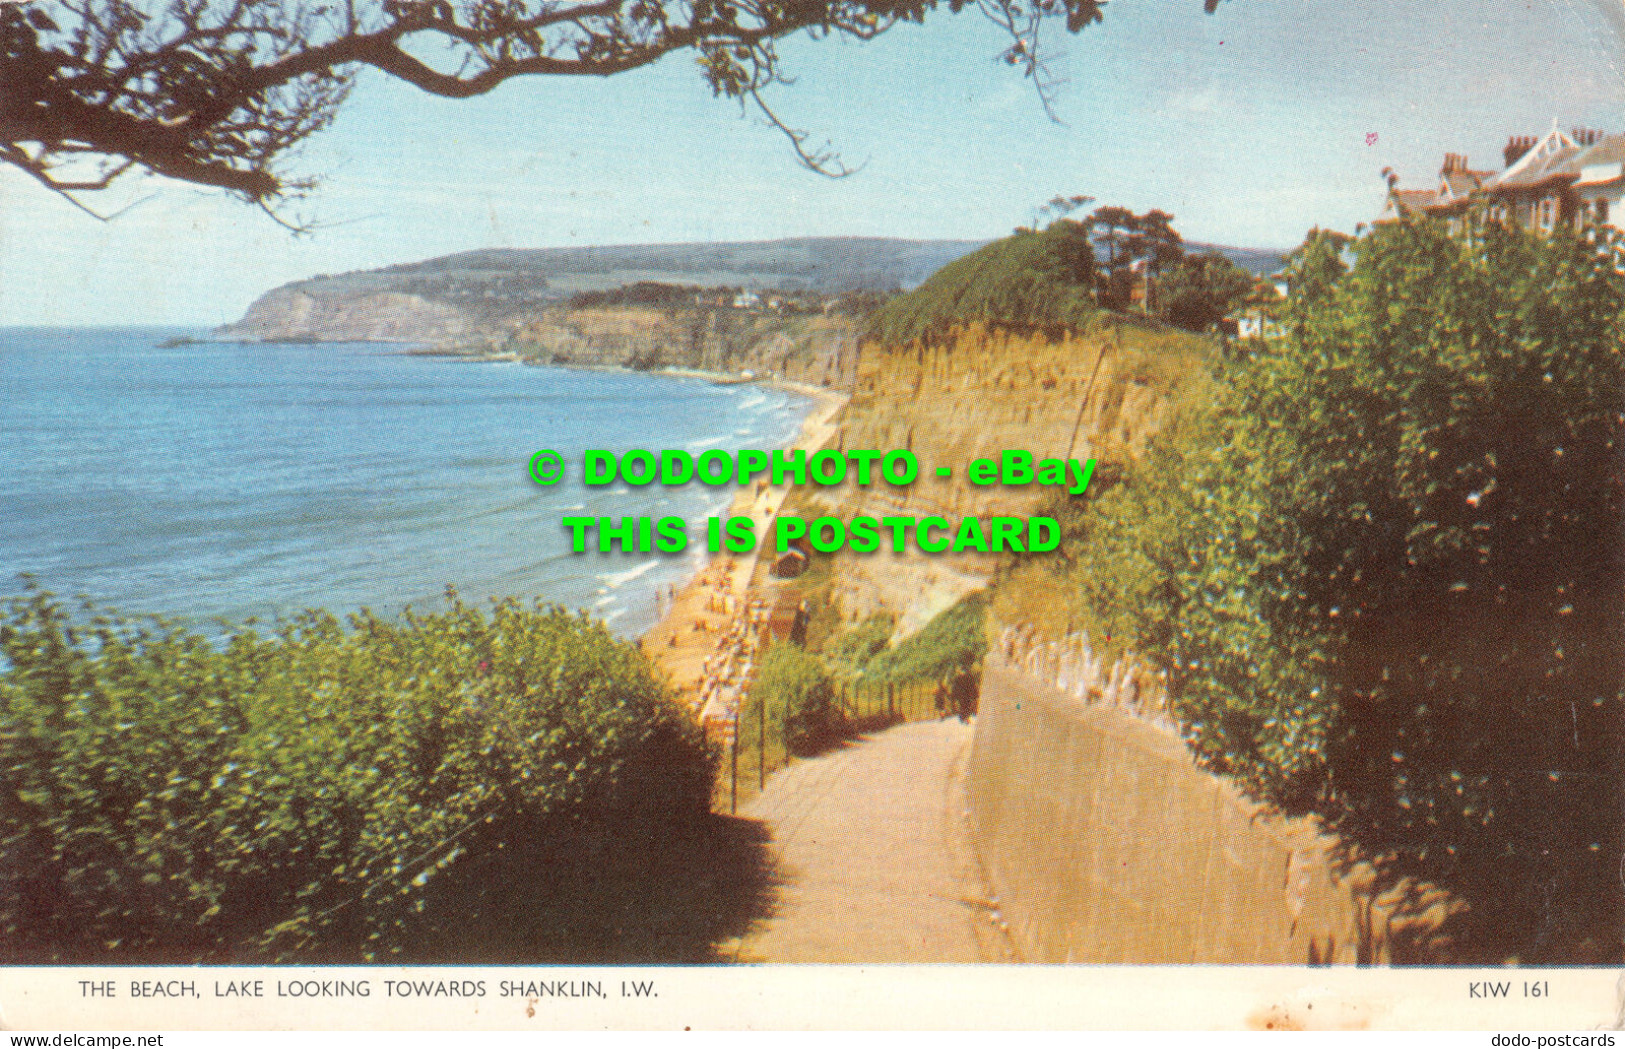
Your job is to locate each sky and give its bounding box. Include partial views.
[2,0,1622,326]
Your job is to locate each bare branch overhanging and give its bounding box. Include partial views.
[0,0,1219,223]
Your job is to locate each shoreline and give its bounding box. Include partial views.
[205,334,847,683]
[637,378,848,724]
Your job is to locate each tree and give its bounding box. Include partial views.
[752,642,841,757]
[1276,226,1351,338]
[1153,249,1253,332]
[1083,204,1184,310]
[1067,213,1625,959]
[1,0,1228,220]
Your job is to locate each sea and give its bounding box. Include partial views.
[0,327,813,638]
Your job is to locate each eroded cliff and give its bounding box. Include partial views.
[804,319,1210,638]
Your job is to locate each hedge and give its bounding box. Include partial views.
[0,589,714,962]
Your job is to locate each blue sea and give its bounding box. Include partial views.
[0,328,812,637]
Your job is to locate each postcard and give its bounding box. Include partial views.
[0,0,1622,1032]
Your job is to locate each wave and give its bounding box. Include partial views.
[597,557,660,589]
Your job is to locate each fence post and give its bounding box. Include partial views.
[730,709,739,815]
[758,697,766,792]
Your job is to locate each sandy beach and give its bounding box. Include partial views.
[639,377,848,729]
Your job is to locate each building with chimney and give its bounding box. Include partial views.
[1379,124,1623,233]
[1574,135,1625,227]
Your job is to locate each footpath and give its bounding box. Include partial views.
[720,719,1017,963]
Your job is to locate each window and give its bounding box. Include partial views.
[1539,198,1556,230]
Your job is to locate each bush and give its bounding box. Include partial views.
[751,644,842,757]
[867,222,1097,346]
[1061,216,1625,959]
[866,592,988,683]
[1153,251,1255,332]
[823,612,894,670]
[0,589,715,962]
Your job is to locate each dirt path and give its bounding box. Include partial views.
[719,719,1017,962]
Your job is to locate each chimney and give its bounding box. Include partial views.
[1571,127,1601,147]
[1440,153,1470,175]
[1503,135,1536,168]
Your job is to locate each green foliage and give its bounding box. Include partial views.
[823,612,895,670]
[0,589,714,963]
[1062,215,1625,958]
[867,221,1098,345]
[1154,250,1255,332]
[829,289,896,320]
[1084,205,1184,310]
[566,281,700,309]
[866,592,988,683]
[751,643,842,757]
[1277,227,1352,339]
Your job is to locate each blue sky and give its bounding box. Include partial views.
[2,0,1621,325]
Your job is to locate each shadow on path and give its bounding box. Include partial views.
[405,813,781,964]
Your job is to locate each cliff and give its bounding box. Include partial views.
[223,286,477,343]
[803,317,1208,638]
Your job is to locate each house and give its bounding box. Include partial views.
[1379,124,1623,233]
[1379,152,1497,227]
[1575,135,1625,227]
[1221,276,1288,342]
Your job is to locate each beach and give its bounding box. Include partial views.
[639,378,848,741]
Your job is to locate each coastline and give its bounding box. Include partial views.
[205,333,847,676]
[637,377,848,723]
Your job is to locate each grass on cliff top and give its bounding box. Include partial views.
[865,592,989,683]
[867,224,1098,346]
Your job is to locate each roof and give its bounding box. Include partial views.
[1575,134,1625,187]
[1390,189,1437,213]
[1489,127,1582,191]
[1440,171,1494,198]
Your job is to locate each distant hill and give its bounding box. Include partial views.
[217,237,988,342]
[1193,243,1288,277]
[217,235,1285,344]
[372,237,990,292]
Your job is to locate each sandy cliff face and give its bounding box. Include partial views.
[806,321,1203,638]
[507,308,862,382]
[218,285,871,387]
[217,288,475,343]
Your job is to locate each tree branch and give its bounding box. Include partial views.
[1,0,1231,220]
